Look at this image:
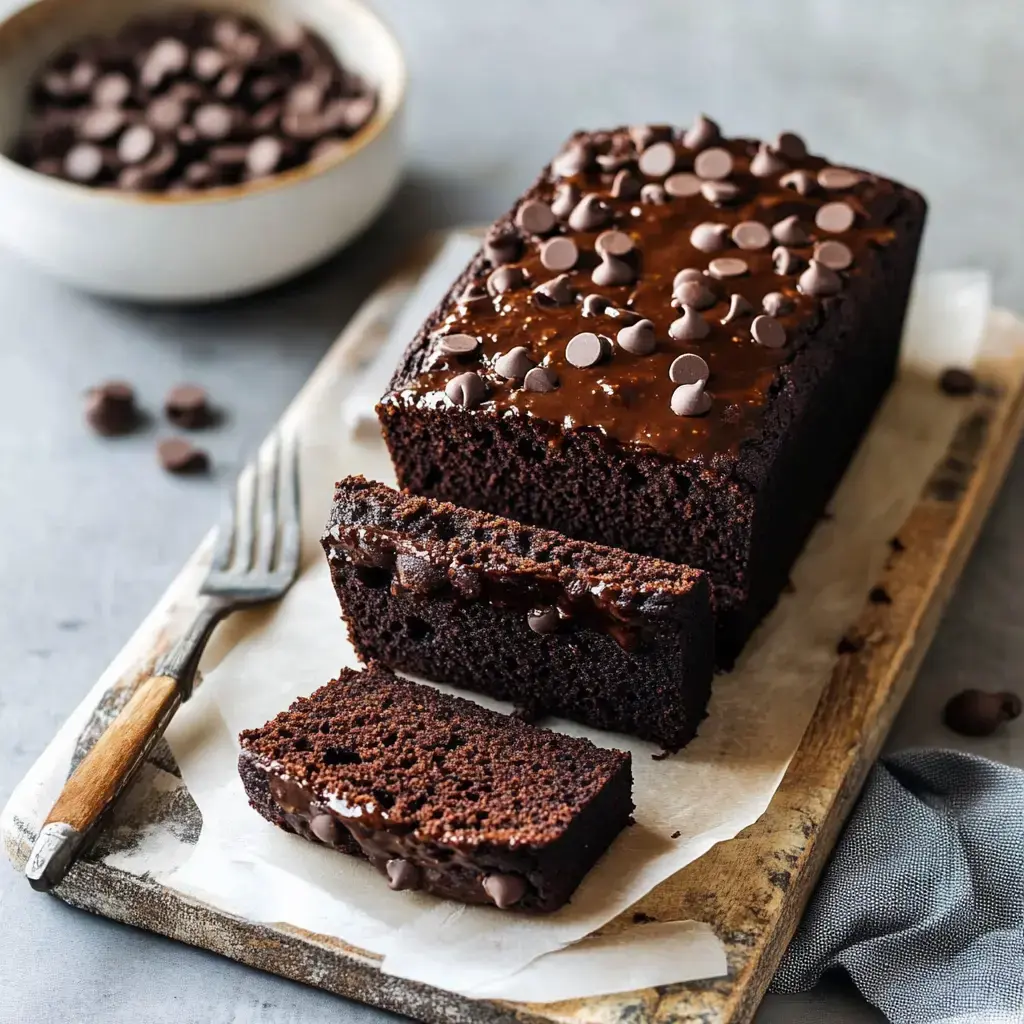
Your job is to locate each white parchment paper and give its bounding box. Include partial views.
[161,265,1001,1002]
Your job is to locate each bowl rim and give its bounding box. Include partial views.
[0,0,407,207]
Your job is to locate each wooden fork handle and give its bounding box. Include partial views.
[26,674,182,891]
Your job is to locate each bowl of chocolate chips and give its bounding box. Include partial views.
[0,0,405,301]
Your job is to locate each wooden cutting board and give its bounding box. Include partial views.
[5,239,1024,1024]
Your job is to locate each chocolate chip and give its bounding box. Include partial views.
[721,293,754,325]
[773,246,806,276]
[674,268,704,284]
[516,199,556,236]
[483,873,526,909]
[690,222,730,254]
[611,169,641,199]
[147,95,187,133]
[523,366,558,392]
[731,221,772,251]
[682,113,720,151]
[664,172,702,197]
[140,38,189,91]
[532,273,575,306]
[192,47,226,82]
[487,266,527,296]
[495,346,536,380]
[629,124,673,151]
[943,689,1022,737]
[85,381,139,436]
[708,256,748,280]
[309,813,341,844]
[551,182,579,220]
[566,332,611,368]
[762,291,794,317]
[552,140,593,178]
[814,239,854,270]
[798,259,842,297]
[535,238,576,276]
[396,553,447,594]
[780,169,817,196]
[64,143,104,182]
[246,136,284,178]
[671,381,712,417]
[669,352,710,385]
[751,314,786,349]
[438,333,480,358]
[93,72,132,107]
[592,254,635,287]
[458,283,488,306]
[939,368,977,396]
[637,140,676,177]
[869,585,892,605]
[694,146,733,181]
[815,201,856,233]
[771,215,811,247]
[582,294,610,316]
[527,606,560,633]
[118,123,156,165]
[640,183,667,205]
[165,384,213,428]
[80,107,126,142]
[818,166,860,190]
[445,371,488,408]
[158,437,209,474]
[668,306,710,342]
[700,180,740,206]
[749,143,786,178]
[673,278,716,311]
[616,319,657,356]
[483,227,521,267]
[773,131,808,161]
[387,859,421,891]
[568,193,612,232]
[595,230,634,257]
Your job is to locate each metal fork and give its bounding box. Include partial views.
[26,433,301,892]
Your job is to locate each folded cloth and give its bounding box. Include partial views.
[772,749,1024,1024]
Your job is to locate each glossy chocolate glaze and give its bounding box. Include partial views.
[381,126,906,463]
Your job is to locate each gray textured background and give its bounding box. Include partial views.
[2,1,1023,1021]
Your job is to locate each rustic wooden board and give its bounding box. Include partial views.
[5,239,1024,1024]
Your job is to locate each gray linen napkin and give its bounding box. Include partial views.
[771,749,1024,1024]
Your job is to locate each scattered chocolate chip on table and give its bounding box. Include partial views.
[165,383,215,428]
[943,689,1022,737]
[85,380,140,435]
[158,437,210,474]
[11,7,378,193]
[939,367,978,396]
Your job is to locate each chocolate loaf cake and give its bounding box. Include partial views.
[323,476,715,751]
[238,663,633,913]
[376,118,927,662]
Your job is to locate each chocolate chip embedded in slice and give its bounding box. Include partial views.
[731,221,772,251]
[751,314,786,349]
[672,278,716,311]
[773,246,806,276]
[815,201,856,234]
[818,166,861,190]
[487,265,527,296]
[707,256,748,280]
[581,294,610,316]
[939,367,977,396]
[721,293,754,325]
[595,230,634,257]
[749,143,787,178]
[494,346,536,380]
[551,182,579,220]
[445,371,488,408]
[771,215,812,247]
[671,381,712,417]
[664,172,702,198]
[532,273,575,306]
[668,306,710,342]
[566,332,611,368]
[798,259,843,297]
[551,140,594,178]
[527,606,561,633]
[682,113,720,151]
[611,169,641,199]
[386,859,421,891]
[438,333,480,358]
[85,381,139,435]
[567,193,611,232]
[516,199,556,236]
[762,291,794,317]
[779,169,817,196]
[592,254,635,287]
[628,124,673,151]
[483,227,521,267]
[540,236,579,272]
[616,318,657,356]
[165,384,214,428]
[690,222,730,254]
[157,437,210,474]
[700,180,740,206]
[694,147,734,181]
[309,813,342,844]
[523,366,559,392]
[640,183,667,205]
[773,131,808,161]
[813,239,854,270]
[483,873,527,909]
[637,140,676,178]
[669,352,710,385]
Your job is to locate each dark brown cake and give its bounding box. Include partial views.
[238,663,633,913]
[376,119,927,663]
[323,476,715,751]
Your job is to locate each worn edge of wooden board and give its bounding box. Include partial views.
[4,239,1023,1024]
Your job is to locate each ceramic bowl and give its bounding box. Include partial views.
[0,0,406,302]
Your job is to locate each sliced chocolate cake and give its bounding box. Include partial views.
[323,476,715,751]
[238,663,633,913]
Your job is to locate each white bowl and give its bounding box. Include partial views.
[0,0,406,302]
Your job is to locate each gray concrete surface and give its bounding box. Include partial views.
[1,1,1023,1021]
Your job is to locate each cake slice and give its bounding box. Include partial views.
[322,476,715,751]
[238,663,633,913]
